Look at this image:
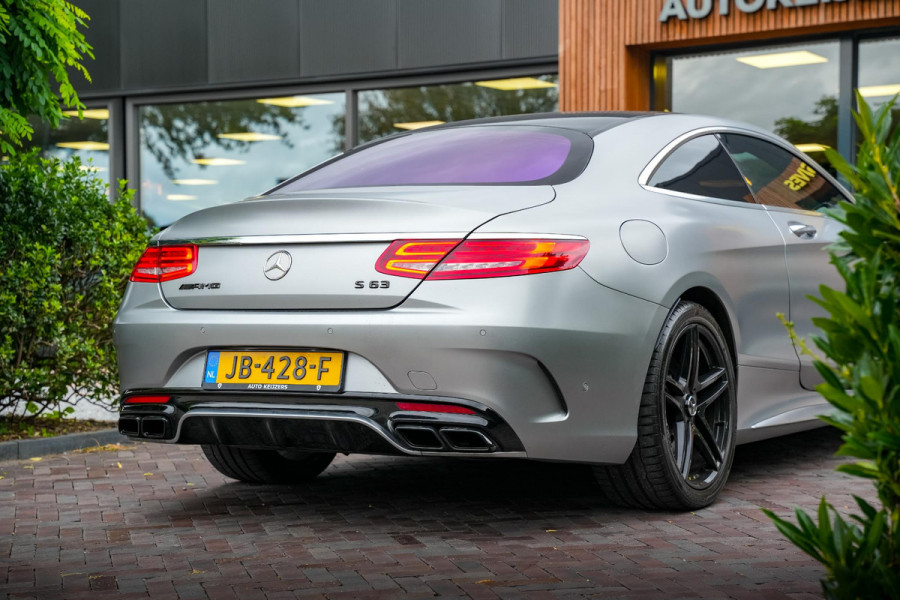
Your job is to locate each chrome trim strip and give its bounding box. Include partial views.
[638,126,727,186]
[466,232,588,240]
[187,402,376,417]
[158,232,468,246]
[166,407,526,458]
[159,232,589,246]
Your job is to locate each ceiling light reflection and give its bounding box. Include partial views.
[394,120,445,130]
[257,96,335,108]
[794,143,829,153]
[191,157,246,166]
[858,84,900,98]
[171,179,217,185]
[475,77,558,90]
[217,132,282,142]
[736,50,828,69]
[55,141,110,151]
[62,109,110,120]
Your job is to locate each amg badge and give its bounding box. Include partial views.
[179,282,221,290]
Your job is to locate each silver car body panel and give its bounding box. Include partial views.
[115,112,844,464]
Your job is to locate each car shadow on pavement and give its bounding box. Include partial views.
[151,426,846,528]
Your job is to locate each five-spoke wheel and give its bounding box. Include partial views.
[594,300,736,509]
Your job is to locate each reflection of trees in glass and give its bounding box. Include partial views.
[28,117,109,148]
[348,77,559,148]
[28,115,108,146]
[140,101,308,178]
[774,95,838,173]
[774,95,900,175]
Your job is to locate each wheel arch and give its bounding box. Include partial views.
[674,286,739,383]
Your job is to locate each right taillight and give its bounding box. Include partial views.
[375,238,589,280]
[130,245,198,283]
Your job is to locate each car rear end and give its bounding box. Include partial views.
[114,120,668,466]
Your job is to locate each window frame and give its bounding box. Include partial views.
[717,132,851,215]
[644,133,756,205]
[639,126,853,214]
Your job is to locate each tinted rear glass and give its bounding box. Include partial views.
[273,126,593,192]
[648,135,755,203]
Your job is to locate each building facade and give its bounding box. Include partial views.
[561,0,900,167]
[24,0,900,226]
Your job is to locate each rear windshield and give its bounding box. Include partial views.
[271,126,593,193]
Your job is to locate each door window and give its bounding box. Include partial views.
[647,135,755,203]
[718,134,845,212]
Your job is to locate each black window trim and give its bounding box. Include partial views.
[639,126,853,214]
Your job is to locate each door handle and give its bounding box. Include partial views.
[788,222,817,239]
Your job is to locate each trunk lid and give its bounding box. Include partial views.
[156,186,554,310]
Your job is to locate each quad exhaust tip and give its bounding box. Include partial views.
[393,424,495,452]
[118,415,168,439]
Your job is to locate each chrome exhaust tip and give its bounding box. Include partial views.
[439,427,495,452]
[393,425,444,450]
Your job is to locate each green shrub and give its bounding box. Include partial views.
[765,93,900,599]
[0,151,150,417]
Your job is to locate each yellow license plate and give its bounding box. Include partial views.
[202,350,344,392]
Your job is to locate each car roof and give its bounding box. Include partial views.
[430,111,668,136]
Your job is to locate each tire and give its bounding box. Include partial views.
[201,445,335,484]
[595,301,737,510]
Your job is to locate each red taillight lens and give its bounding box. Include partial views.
[124,395,171,404]
[375,239,462,278]
[130,245,198,283]
[395,402,476,415]
[375,238,589,280]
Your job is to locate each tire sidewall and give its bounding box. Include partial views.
[653,303,737,509]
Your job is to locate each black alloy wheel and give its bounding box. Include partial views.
[594,301,736,510]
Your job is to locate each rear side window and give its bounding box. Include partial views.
[273,126,593,192]
[648,135,755,203]
[718,134,845,212]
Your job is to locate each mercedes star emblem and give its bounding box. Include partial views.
[264,251,292,280]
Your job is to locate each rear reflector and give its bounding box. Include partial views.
[130,245,198,283]
[376,238,589,280]
[124,395,171,404]
[395,402,476,415]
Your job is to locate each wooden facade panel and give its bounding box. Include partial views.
[561,0,900,111]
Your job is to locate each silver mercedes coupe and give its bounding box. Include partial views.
[114,112,848,509]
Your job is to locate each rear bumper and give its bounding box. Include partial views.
[114,268,668,464]
[118,391,525,457]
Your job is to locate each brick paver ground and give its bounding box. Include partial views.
[0,427,873,599]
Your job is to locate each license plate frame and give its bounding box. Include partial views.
[202,349,345,392]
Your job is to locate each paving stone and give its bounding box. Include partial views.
[0,427,875,599]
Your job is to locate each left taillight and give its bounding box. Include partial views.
[130,245,198,283]
[375,238,589,280]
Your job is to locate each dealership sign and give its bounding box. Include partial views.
[660,0,848,22]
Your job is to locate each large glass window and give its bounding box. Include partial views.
[668,41,840,170]
[357,75,558,144]
[858,37,900,113]
[27,108,110,184]
[138,93,345,227]
[277,126,590,193]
